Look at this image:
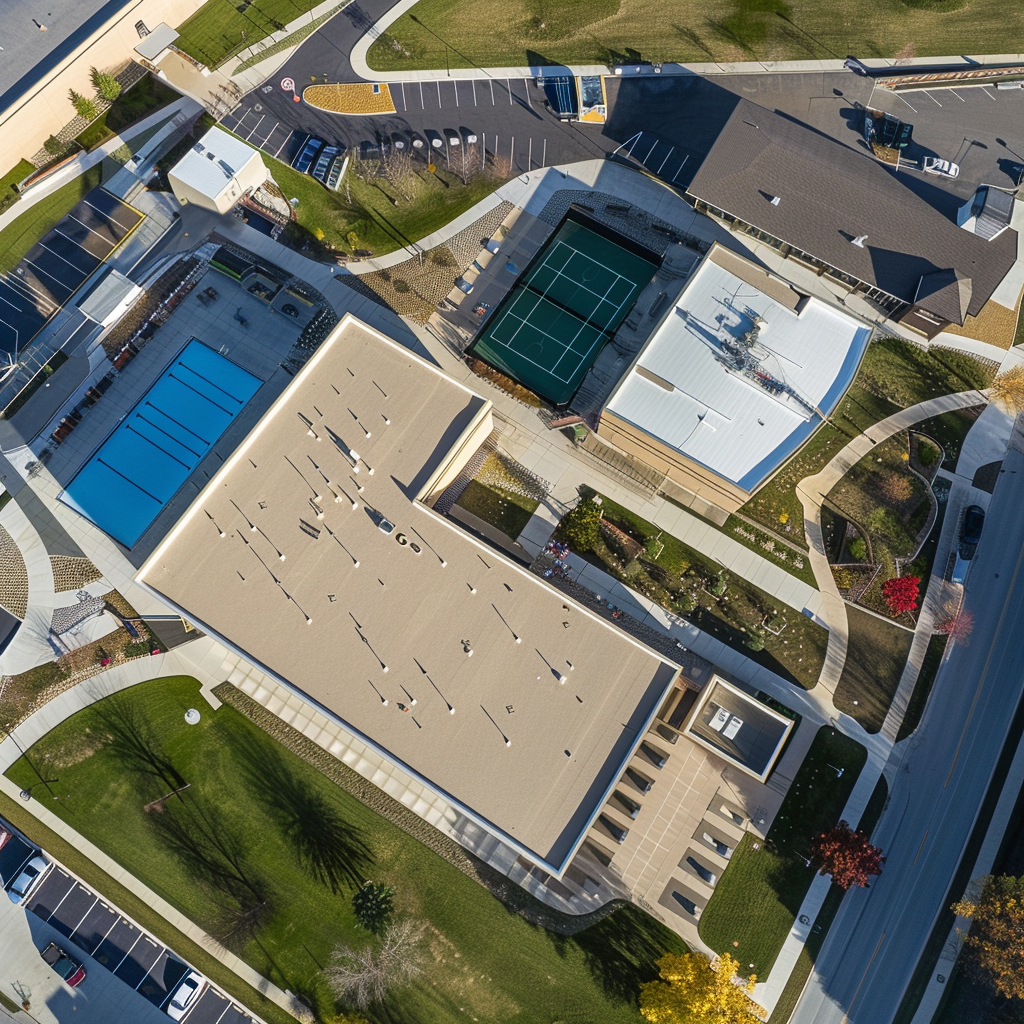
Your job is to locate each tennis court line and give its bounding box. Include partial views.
[528,240,632,312]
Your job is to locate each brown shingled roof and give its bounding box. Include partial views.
[686,98,1016,321]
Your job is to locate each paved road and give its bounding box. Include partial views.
[792,432,1024,1024]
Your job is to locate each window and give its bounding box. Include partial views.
[640,742,667,769]
[135,20,150,37]
[703,832,732,859]
[599,814,629,844]
[687,857,717,885]
[614,792,641,820]
[721,804,744,826]
[672,892,698,915]
[626,766,653,793]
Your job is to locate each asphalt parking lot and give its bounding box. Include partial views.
[21,857,256,1023]
[221,72,612,176]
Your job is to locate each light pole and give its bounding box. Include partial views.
[825,762,845,779]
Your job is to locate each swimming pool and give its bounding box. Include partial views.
[62,339,262,547]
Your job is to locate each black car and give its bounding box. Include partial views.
[959,505,985,560]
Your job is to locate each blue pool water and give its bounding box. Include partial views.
[62,339,262,547]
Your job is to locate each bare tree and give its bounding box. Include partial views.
[448,138,481,185]
[378,139,414,202]
[894,42,917,65]
[990,365,1024,414]
[325,919,426,1009]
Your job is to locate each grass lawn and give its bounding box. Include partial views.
[367,0,1024,70]
[176,0,329,68]
[741,341,993,545]
[0,158,34,213]
[896,634,949,743]
[455,479,539,538]
[834,605,914,733]
[76,76,182,151]
[248,140,507,259]
[6,676,685,1024]
[767,774,888,1024]
[575,490,828,689]
[698,726,867,979]
[0,166,102,274]
[914,406,984,472]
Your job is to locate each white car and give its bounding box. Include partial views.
[6,854,49,904]
[166,970,206,1021]
[922,157,960,179]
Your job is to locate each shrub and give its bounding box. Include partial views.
[90,67,122,101]
[918,442,939,467]
[69,90,98,120]
[351,881,395,935]
[879,472,914,503]
[848,538,867,562]
[556,497,602,551]
[881,575,920,616]
[44,135,65,156]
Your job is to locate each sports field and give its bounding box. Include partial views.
[472,219,656,405]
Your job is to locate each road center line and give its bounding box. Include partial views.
[913,828,929,864]
[843,931,885,1024]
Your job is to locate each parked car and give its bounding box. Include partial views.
[40,942,86,988]
[292,135,325,175]
[922,157,960,179]
[312,144,339,184]
[326,150,349,191]
[6,853,49,904]
[959,504,985,559]
[166,970,207,1021]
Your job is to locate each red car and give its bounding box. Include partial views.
[40,942,86,988]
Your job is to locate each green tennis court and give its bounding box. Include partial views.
[472,219,658,405]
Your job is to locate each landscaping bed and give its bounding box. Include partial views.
[741,341,993,545]
[913,406,984,472]
[834,605,914,733]
[453,452,543,539]
[75,75,181,151]
[824,431,934,622]
[6,676,684,1024]
[569,490,828,689]
[698,726,867,979]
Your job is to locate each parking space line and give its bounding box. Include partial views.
[923,90,942,107]
[525,82,534,109]
[671,154,689,183]
[24,258,73,294]
[454,80,459,106]
[892,92,917,113]
[950,88,966,101]
[489,79,495,105]
[527,137,532,170]
[67,894,100,938]
[39,872,75,920]
[507,78,513,104]
[96,912,120,948]
[437,80,442,107]
[273,133,290,159]
[245,115,265,140]
[982,86,997,101]
[208,1003,232,1024]
[510,136,514,168]
[39,241,88,274]
[656,145,676,175]
[419,81,424,108]
[472,79,477,105]
[111,932,143,973]
[541,137,546,167]
[133,940,160,989]
[400,82,406,111]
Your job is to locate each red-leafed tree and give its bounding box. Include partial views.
[810,821,885,889]
[881,575,920,616]
[937,607,974,646]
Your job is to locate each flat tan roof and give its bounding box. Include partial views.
[140,315,677,868]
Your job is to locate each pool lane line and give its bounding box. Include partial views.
[175,360,248,404]
[144,401,211,446]
[96,458,164,504]
[135,412,203,458]
[167,372,235,415]
[125,423,193,469]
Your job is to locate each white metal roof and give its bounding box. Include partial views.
[76,268,142,328]
[604,252,870,490]
[168,127,264,200]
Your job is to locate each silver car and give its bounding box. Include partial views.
[166,970,206,1020]
[7,854,49,904]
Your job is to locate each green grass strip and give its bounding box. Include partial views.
[233,5,347,73]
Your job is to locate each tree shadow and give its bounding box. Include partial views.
[567,904,681,1003]
[91,693,184,797]
[229,727,374,893]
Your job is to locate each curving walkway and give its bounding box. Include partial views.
[796,389,988,695]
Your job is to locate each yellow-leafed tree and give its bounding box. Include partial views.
[640,952,762,1024]
[989,365,1024,415]
[953,875,1024,998]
